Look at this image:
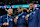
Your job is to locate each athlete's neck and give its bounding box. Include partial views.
[8,14,11,17]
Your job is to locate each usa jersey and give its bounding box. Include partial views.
[16,12,28,27]
[1,14,14,27]
[28,9,39,27]
[38,9,40,27]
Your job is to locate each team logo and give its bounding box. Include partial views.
[22,15,25,18]
[10,19,13,21]
[33,11,35,14]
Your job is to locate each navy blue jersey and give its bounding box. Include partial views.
[16,12,28,27]
[28,9,39,27]
[38,9,40,27]
[1,14,14,27]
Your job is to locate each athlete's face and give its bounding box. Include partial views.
[7,9,13,14]
[18,7,23,13]
[30,3,34,8]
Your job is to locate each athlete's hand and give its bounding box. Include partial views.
[25,14,29,20]
[3,22,9,26]
[14,18,17,24]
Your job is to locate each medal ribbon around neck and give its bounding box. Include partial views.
[7,14,9,23]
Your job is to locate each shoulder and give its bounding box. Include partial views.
[2,14,7,18]
[33,9,39,13]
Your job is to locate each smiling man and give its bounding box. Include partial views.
[0,8,15,27]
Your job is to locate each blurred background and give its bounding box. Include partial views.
[0,0,40,5]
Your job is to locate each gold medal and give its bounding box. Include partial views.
[7,22,9,25]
